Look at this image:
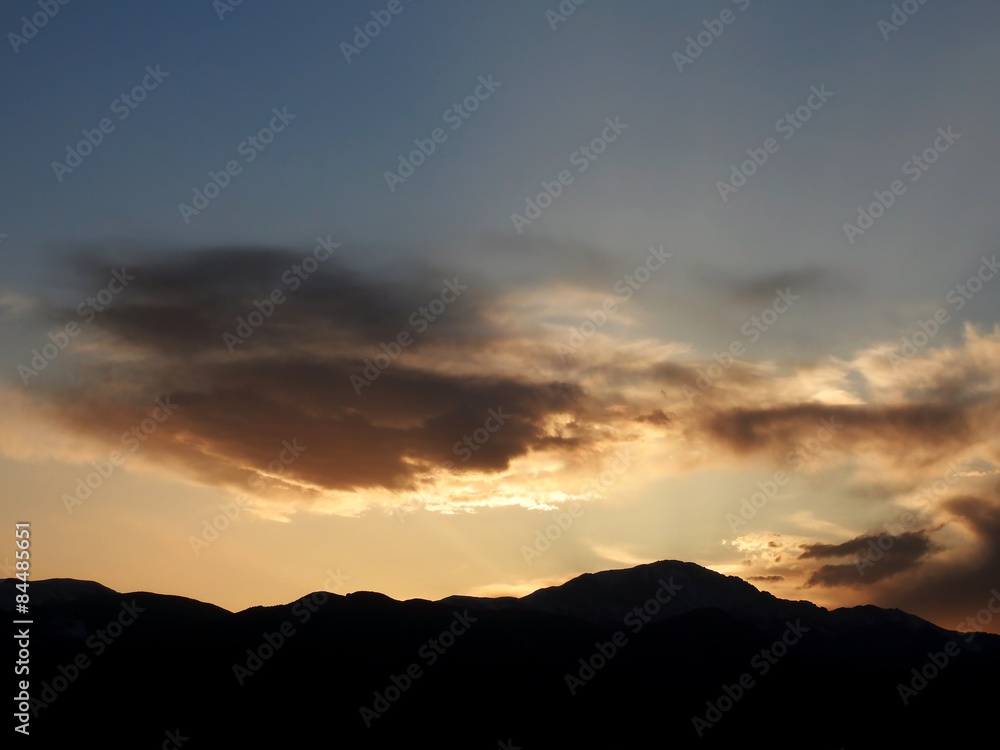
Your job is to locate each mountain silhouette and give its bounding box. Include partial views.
[5,561,997,748]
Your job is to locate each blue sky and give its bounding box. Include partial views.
[3,0,998,350]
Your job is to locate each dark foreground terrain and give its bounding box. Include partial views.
[6,560,998,748]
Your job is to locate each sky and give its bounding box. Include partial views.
[1,0,999,634]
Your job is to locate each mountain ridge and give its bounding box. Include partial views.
[7,559,999,747]
[3,558,993,644]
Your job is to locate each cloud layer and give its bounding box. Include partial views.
[4,245,1000,630]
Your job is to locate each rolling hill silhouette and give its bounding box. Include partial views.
[5,560,997,748]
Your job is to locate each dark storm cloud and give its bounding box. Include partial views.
[700,402,974,458]
[635,409,673,426]
[805,560,908,587]
[800,531,935,561]
[733,268,831,304]
[800,531,937,587]
[691,263,844,306]
[46,364,585,492]
[22,248,595,496]
[647,362,694,385]
[51,247,496,357]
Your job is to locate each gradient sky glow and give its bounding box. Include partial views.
[2,0,999,634]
